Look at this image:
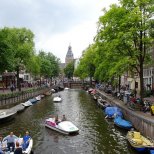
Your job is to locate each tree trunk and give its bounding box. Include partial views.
[16,66,21,91]
[90,76,92,86]
[118,75,121,93]
[139,62,144,103]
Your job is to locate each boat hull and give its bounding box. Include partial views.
[114,116,132,130]
[22,101,33,107]
[45,119,79,135]
[53,97,62,102]
[45,124,69,135]
[126,131,154,152]
[0,111,16,123]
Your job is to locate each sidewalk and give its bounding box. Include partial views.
[0,87,39,94]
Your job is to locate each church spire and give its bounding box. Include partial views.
[65,44,74,65]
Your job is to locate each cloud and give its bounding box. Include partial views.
[0,0,119,62]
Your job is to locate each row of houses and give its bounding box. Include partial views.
[0,71,33,89]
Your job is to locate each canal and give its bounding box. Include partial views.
[0,89,138,154]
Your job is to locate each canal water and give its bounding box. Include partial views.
[0,89,139,154]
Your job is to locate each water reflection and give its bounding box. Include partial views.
[0,89,138,154]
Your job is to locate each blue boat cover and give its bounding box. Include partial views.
[114,116,132,129]
[29,98,37,104]
[105,107,123,118]
[150,150,154,154]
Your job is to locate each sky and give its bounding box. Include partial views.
[0,0,119,63]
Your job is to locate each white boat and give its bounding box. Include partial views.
[2,137,33,154]
[64,87,69,90]
[35,95,41,101]
[51,89,56,92]
[53,96,62,102]
[21,101,33,107]
[40,94,45,98]
[15,104,25,113]
[0,111,17,122]
[45,118,79,135]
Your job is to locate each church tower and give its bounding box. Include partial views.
[65,45,74,65]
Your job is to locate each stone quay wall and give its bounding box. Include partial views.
[0,87,50,109]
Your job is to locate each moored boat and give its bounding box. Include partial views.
[114,116,133,130]
[0,111,17,122]
[21,101,33,107]
[64,87,69,90]
[104,106,123,119]
[88,88,94,94]
[51,88,56,92]
[53,96,62,102]
[45,118,79,135]
[97,98,111,109]
[29,98,38,104]
[35,95,41,101]
[126,130,154,152]
[15,104,25,113]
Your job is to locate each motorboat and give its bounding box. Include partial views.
[90,89,96,95]
[21,101,33,107]
[64,87,69,90]
[45,118,79,135]
[97,97,111,109]
[29,98,38,104]
[114,116,133,130]
[88,88,94,93]
[11,104,25,113]
[53,96,62,102]
[35,95,41,101]
[93,93,99,101]
[126,130,154,152]
[15,104,25,113]
[104,106,123,119]
[51,89,56,92]
[2,137,33,154]
[40,94,45,98]
[0,111,17,122]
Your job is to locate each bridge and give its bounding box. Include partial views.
[63,80,92,89]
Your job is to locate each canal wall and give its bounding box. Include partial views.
[97,89,154,139]
[0,87,50,109]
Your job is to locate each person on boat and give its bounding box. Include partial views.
[22,131,31,151]
[3,132,18,152]
[61,115,67,121]
[55,115,60,124]
[0,135,4,154]
[14,142,22,154]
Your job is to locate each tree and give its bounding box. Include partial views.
[74,44,96,84]
[0,27,35,91]
[0,28,15,73]
[96,0,154,100]
[38,51,60,81]
[64,61,74,79]
[26,54,41,79]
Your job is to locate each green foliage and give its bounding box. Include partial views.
[38,51,60,78]
[95,0,154,98]
[75,44,96,79]
[64,61,74,79]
